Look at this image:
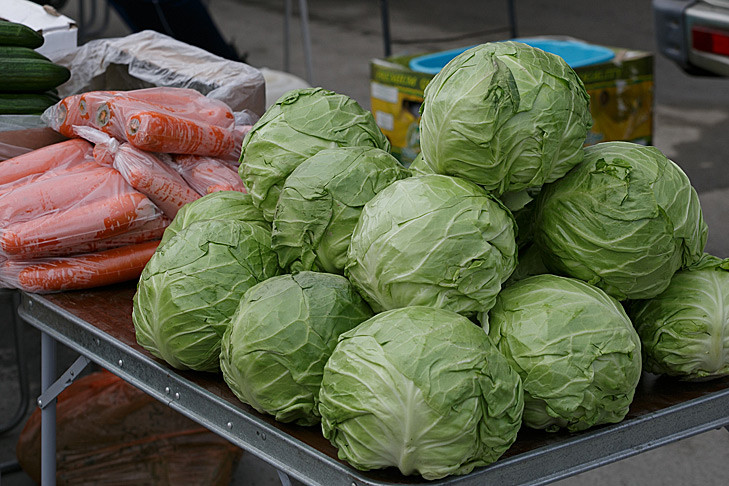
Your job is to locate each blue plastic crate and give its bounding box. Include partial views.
[408,38,616,74]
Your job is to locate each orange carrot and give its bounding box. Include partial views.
[113,144,200,218]
[78,91,121,122]
[172,154,246,195]
[17,214,170,259]
[0,192,160,258]
[125,87,235,128]
[0,139,94,186]
[50,95,84,138]
[3,240,160,293]
[126,111,236,156]
[0,165,132,225]
[0,160,100,197]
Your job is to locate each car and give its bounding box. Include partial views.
[654,0,729,76]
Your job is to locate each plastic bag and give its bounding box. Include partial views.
[53,30,265,115]
[172,154,247,195]
[73,126,201,219]
[16,370,242,485]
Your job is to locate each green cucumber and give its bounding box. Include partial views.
[0,92,60,115]
[0,45,51,61]
[0,58,70,92]
[0,20,44,49]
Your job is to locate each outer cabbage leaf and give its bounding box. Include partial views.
[319,306,524,480]
[535,141,707,300]
[629,253,729,380]
[419,41,592,194]
[159,191,268,247]
[345,174,518,317]
[239,87,390,221]
[220,272,372,425]
[133,220,281,372]
[484,274,642,432]
[272,146,409,273]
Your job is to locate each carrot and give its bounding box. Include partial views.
[126,111,237,156]
[0,139,94,186]
[3,240,160,293]
[17,214,170,259]
[0,165,131,225]
[78,91,121,121]
[0,160,100,197]
[0,192,160,258]
[50,95,84,138]
[172,154,246,195]
[125,87,235,128]
[114,144,200,218]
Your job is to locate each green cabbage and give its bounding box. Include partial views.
[239,87,390,221]
[535,141,707,300]
[485,274,642,432]
[133,219,281,371]
[319,306,524,480]
[159,191,267,247]
[220,272,373,425]
[272,146,409,274]
[419,41,592,194]
[629,254,729,380]
[345,174,518,317]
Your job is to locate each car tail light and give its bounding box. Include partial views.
[692,25,729,57]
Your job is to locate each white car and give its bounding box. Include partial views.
[654,0,729,76]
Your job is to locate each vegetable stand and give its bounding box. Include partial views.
[18,283,729,486]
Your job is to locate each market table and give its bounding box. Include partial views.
[17,283,729,486]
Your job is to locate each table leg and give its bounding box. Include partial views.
[40,332,56,486]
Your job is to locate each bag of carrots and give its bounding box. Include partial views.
[73,126,202,219]
[0,240,161,293]
[44,87,240,157]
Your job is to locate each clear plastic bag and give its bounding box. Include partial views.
[53,30,265,115]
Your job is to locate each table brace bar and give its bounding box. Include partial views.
[37,355,91,409]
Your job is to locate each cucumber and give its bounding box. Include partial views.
[0,20,44,49]
[0,92,60,115]
[0,45,51,61]
[0,58,71,92]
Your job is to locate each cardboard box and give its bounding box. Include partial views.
[370,43,654,165]
[1,0,78,60]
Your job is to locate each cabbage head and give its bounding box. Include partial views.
[629,254,729,380]
[535,141,707,300]
[319,306,524,480]
[159,191,267,247]
[272,146,409,274]
[484,274,642,432]
[345,174,518,317]
[220,272,373,425]
[419,41,592,194]
[133,219,281,371]
[239,87,390,221]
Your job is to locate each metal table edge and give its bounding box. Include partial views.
[17,291,729,486]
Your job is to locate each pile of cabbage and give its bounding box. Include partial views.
[132,43,728,481]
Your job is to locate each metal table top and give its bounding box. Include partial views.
[17,283,729,486]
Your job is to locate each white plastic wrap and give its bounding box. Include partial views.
[53,30,266,115]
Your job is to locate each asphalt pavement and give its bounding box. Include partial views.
[1,1,728,485]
